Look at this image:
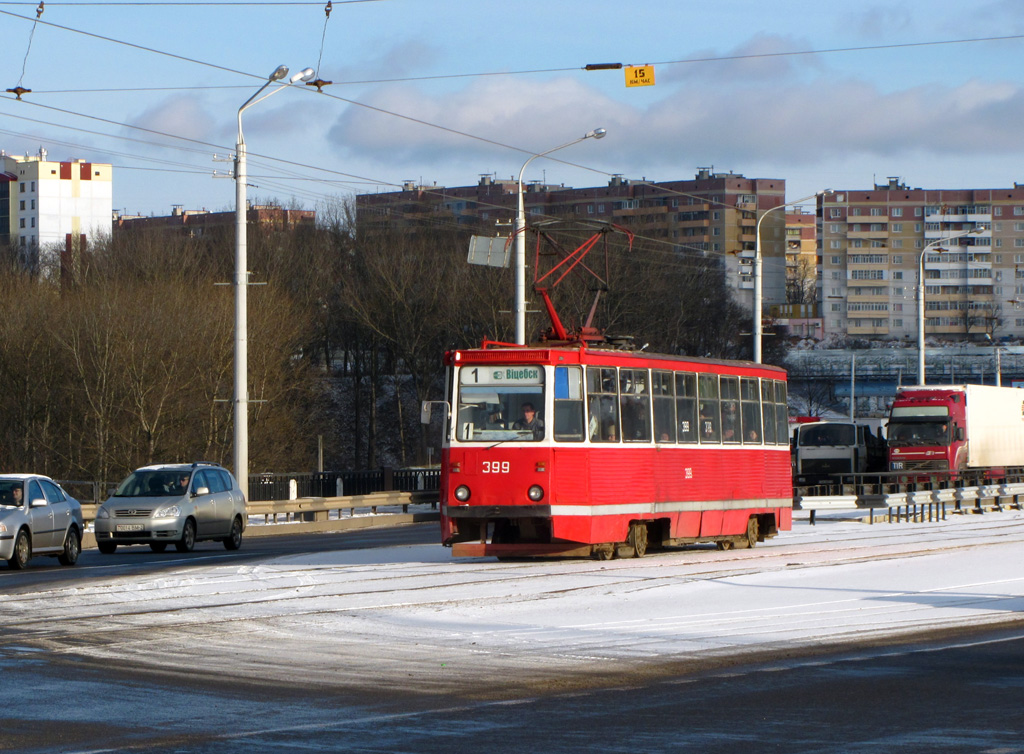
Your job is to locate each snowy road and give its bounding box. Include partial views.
[2,510,1024,698]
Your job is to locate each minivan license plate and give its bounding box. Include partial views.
[116,524,144,532]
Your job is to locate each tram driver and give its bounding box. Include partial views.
[512,402,545,440]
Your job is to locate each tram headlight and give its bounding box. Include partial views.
[454,485,471,502]
[527,485,544,502]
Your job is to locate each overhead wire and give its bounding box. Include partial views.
[0,5,993,268]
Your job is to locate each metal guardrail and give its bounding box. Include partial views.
[77,490,439,527]
[246,490,438,523]
[795,469,1024,524]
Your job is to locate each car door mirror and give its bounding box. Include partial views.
[194,486,210,497]
[30,498,47,508]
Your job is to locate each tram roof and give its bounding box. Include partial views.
[445,343,787,377]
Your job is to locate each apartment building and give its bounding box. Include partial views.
[819,178,1024,342]
[1,148,112,276]
[357,169,788,312]
[115,203,315,237]
[773,210,822,339]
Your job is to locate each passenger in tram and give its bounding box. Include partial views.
[512,402,544,440]
[603,422,618,442]
[747,428,759,443]
[699,404,715,439]
[722,401,738,441]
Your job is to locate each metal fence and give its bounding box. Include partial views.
[56,468,440,505]
[247,468,441,502]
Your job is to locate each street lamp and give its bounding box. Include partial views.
[514,128,606,345]
[753,189,831,363]
[984,334,1003,386]
[916,227,984,385]
[235,65,314,502]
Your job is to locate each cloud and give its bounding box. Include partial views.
[328,39,443,83]
[126,94,218,147]
[662,33,823,84]
[326,77,631,165]
[324,64,1024,187]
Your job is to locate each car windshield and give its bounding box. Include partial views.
[0,480,24,507]
[114,470,190,497]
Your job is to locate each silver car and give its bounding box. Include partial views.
[94,463,246,554]
[0,474,85,570]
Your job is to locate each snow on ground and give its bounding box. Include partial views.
[5,509,1024,696]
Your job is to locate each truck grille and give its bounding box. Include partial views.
[893,459,949,472]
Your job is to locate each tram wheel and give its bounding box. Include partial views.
[741,517,759,549]
[627,523,648,558]
[593,544,614,561]
[716,539,734,551]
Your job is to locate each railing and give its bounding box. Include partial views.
[247,468,440,502]
[795,468,1024,523]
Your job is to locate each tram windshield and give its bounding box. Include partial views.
[455,365,545,442]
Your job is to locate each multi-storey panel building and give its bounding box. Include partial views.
[1,148,112,277]
[818,178,1024,342]
[357,169,788,312]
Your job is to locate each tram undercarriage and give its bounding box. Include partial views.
[445,510,781,559]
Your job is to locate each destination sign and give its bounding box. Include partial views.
[460,365,543,386]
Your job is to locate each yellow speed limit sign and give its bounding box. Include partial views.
[625,65,655,87]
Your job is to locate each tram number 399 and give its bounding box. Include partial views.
[482,461,510,474]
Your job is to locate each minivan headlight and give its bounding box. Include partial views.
[154,505,181,518]
[96,507,110,519]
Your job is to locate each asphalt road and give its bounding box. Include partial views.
[0,522,438,593]
[3,522,1023,753]
[2,626,1022,753]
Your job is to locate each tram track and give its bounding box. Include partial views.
[3,513,1023,654]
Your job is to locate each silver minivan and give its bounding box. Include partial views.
[94,463,246,554]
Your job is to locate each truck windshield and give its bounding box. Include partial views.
[798,424,855,447]
[455,365,545,442]
[887,420,949,447]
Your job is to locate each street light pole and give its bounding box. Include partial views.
[753,190,830,363]
[514,128,606,345]
[235,65,314,502]
[916,227,983,386]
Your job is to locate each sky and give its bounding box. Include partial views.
[3,1,1024,217]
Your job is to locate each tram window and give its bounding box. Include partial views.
[760,380,777,445]
[455,366,544,442]
[587,367,620,442]
[720,376,740,443]
[620,369,651,442]
[653,370,676,443]
[675,372,697,443]
[741,377,762,444]
[554,366,585,442]
[775,381,789,445]
[697,373,720,443]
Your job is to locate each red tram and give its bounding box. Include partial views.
[437,343,792,559]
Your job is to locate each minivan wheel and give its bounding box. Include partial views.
[223,516,242,551]
[8,529,31,569]
[58,528,81,566]
[149,542,168,553]
[97,541,117,554]
[176,519,196,553]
